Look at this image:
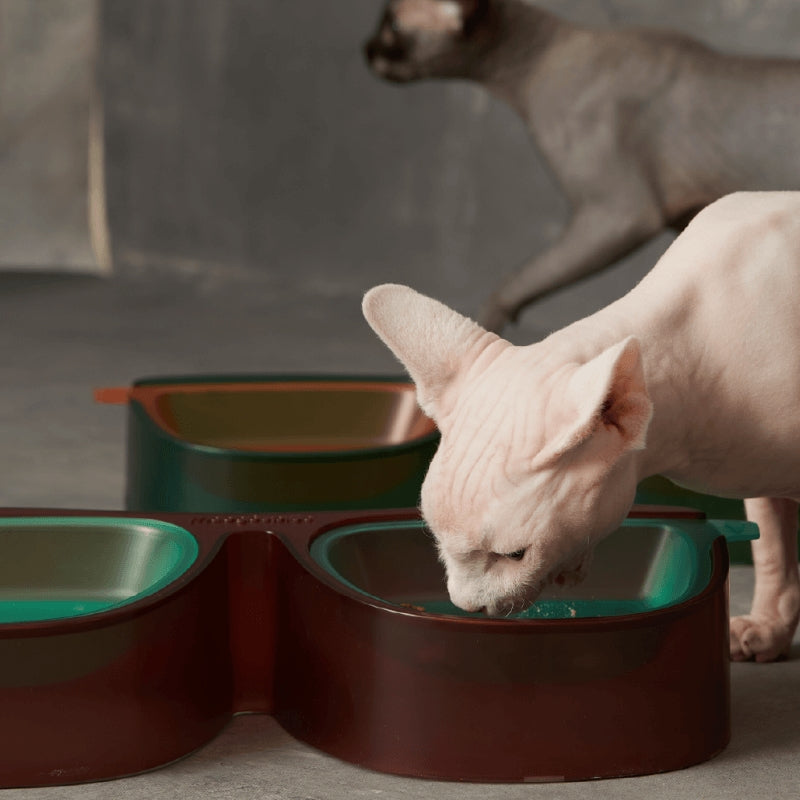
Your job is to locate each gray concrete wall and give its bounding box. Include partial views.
[5,1,800,328]
[0,0,98,272]
[98,0,800,327]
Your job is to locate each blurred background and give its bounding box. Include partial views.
[2,0,800,508]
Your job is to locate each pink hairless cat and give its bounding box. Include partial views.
[364,191,800,662]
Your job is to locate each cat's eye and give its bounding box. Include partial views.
[504,549,526,561]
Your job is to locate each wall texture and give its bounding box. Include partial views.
[98,0,800,322]
[4,1,800,324]
[0,0,99,272]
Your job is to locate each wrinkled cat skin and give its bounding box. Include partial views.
[365,0,800,332]
[363,192,800,662]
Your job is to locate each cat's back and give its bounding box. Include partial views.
[652,191,800,289]
[628,192,800,361]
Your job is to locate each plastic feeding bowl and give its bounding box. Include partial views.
[96,374,439,512]
[0,506,756,787]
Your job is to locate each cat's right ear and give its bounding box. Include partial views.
[362,284,496,422]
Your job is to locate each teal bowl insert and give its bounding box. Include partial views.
[97,374,439,512]
[311,516,754,619]
[0,517,197,623]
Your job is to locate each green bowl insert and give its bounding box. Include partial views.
[0,518,199,623]
[312,517,757,619]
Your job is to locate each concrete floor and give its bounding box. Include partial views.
[1,271,799,799]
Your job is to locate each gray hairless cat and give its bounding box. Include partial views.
[364,0,800,331]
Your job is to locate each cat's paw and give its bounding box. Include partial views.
[730,613,796,662]
[730,582,799,662]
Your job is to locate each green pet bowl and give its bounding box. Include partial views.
[98,374,439,513]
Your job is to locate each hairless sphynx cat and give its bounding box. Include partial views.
[365,0,800,331]
[363,191,800,663]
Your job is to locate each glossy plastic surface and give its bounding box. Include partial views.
[0,506,757,786]
[121,375,439,512]
[0,518,197,622]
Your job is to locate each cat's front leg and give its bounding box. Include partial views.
[730,497,800,662]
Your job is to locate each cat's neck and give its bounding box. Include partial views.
[465,1,574,89]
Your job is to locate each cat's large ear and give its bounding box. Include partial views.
[363,284,495,421]
[542,337,652,462]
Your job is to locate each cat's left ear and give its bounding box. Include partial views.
[363,283,499,423]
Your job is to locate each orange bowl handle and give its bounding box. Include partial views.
[93,386,131,404]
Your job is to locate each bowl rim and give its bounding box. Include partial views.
[128,373,440,460]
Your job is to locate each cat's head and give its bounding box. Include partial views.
[362,284,652,616]
[364,0,489,82]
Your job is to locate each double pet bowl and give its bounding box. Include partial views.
[1,374,758,786]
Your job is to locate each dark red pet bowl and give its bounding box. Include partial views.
[0,506,756,786]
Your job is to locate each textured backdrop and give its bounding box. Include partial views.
[98,0,800,324]
[4,0,800,328]
[0,0,99,272]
